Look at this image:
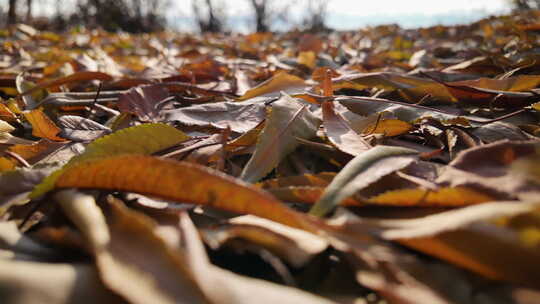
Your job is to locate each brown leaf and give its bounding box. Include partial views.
[322,101,371,156]
[117,84,169,122]
[164,101,266,133]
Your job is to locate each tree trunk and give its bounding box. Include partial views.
[250,0,268,32]
[26,0,33,22]
[8,0,17,25]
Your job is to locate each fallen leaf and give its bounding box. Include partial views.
[54,155,315,230]
[322,101,371,156]
[57,115,112,142]
[31,123,190,198]
[163,100,266,133]
[309,145,418,216]
[24,108,66,141]
[240,94,320,183]
[54,190,208,304]
[238,72,306,101]
[117,84,169,122]
[201,215,328,267]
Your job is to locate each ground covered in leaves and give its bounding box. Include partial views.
[2,11,540,304]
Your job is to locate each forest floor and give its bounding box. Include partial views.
[1,10,540,304]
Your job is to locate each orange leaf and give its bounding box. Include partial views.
[0,157,16,172]
[23,108,66,141]
[20,71,113,97]
[55,155,316,231]
[368,187,494,206]
[362,119,413,137]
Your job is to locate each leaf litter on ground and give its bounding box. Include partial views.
[2,10,540,304]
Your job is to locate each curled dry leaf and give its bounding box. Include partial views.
[57,115,112,142]
[54,190,208,304]
[177,212,335,304]
[201,215,328,268]
[310,145,418,216]
[322,101,371,156]
[240,94,320,183]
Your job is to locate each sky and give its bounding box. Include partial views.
[171,0,512,32]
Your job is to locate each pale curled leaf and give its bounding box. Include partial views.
[310,145,418,216]
[57,115,111,142]
[54,191,207,304]
[322,101,371,156]
[240,94,320,183]
[178,212,335,304]
[0,120,15,133]
[0,260,123,304]
[201,215,328,267]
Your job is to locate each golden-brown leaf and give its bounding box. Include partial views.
[23,108,65,141]
[55,155,315,231]
[368,187,494,206]
[362,119,413,137]
[237,72,306,101]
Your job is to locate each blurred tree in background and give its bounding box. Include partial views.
[302,0,328,32]
[2,0,168,32]
[192,0,227,33]
[511,0,540,9]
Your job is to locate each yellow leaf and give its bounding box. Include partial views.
[237,72,306,101]
[362,119,412,137]
[532,101,540,112]
[297,51,316,69]
[24,108,65,141]
[0,157,15,172]
[0,103,17,121]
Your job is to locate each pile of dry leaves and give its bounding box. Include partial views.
[1,10,540,304]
